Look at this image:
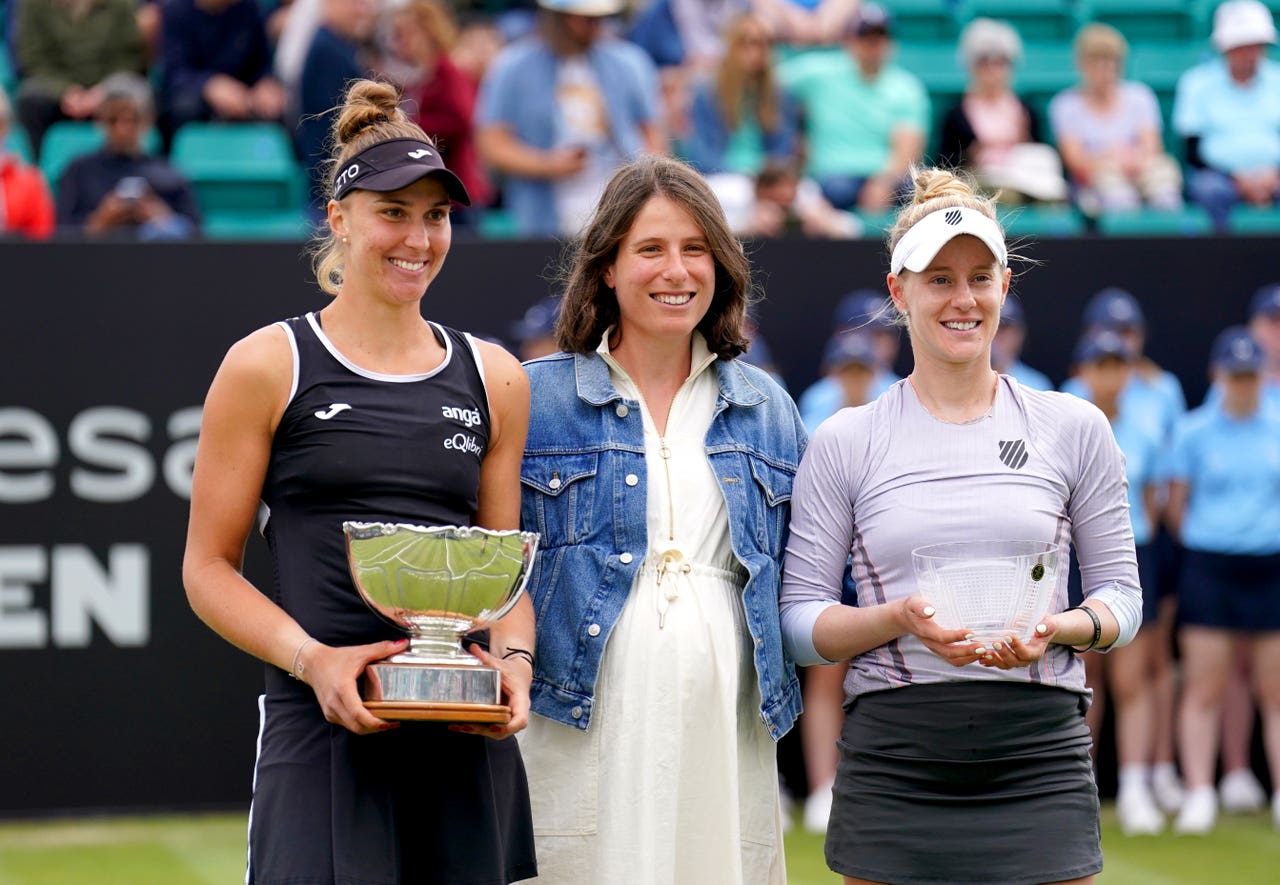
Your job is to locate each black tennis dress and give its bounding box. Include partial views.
[248,312,536,885]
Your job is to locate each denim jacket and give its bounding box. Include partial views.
[520,349,808,740]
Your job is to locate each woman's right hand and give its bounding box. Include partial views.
[896,595,982,667]
[299,637,409,735]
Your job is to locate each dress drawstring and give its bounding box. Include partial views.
[654,549,692,628]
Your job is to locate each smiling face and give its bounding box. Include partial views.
[328,176,453,305]
[888,234,1010,372]
[603,194,715,354]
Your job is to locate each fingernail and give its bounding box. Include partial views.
[974,647,986,655]
[922,606,935,617]
[964,633,976,641]
[992,641,1003,650]
[1036,624,1048,635]
[984,654,994,661]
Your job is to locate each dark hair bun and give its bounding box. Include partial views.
[333,80,407,148]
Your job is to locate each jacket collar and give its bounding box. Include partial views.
[572,334,768,408]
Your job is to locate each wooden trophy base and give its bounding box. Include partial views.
[364,701,512,724]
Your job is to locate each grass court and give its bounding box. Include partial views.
[0,806,1275,883]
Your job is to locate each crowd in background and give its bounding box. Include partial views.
[3,0,1280,842]
[2,0,1279,239]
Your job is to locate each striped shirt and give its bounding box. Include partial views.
[780,376,1143,699]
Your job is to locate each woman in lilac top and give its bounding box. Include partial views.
[1049,23,1184,215]
[780,167,1142,885]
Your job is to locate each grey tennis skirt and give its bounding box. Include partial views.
[826,681,1101,885]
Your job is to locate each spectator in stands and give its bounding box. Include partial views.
[0,87,55,239]
[508,298,561,360]
[1062,287,1186,443]
[1166,326,1280,835]
[752,0,860,48]
[1173,0,1280,231]
[727,160,860,238]
[14,0,145,158]
[683,14,797,176]
[386,0,493,222]
[796,289,901,432]
[778,3,928,212]
[56,72,200,239]
[1250,283,1280,397]
[1069,329,1170,836]
[475,0,665,237]
[626,0,748,71]
[992,294,1052,390]
[1050,23,1183,217]
[939,18,1067,206]
[158,0,287,141]
[294,0,379,219]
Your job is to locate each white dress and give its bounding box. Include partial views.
[517,335,786,885]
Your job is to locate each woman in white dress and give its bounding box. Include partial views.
[516,155,807,884]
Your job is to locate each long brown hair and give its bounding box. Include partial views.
[555,155,753,359]
[715,14,780,133]
[310,79,438,295]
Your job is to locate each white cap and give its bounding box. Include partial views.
[890,206,1007,275]
[537,0,626,15]
[1213,0,1277,52]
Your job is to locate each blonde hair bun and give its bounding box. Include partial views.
[333,80,408,149]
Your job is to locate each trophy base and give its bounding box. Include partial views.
[365,701,511,724]
[362,659,505,723]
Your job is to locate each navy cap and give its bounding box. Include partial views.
[850,1,892,36]
[508,300,560,343]
[1074,329,1135,364]
[332,138,471,205]
[1250,283,1280,319]
[1082,287,1145,331]
[1211,326,1265,373]
[999,294,1026,327]
[823,331,878,370]
[833,289,894,331]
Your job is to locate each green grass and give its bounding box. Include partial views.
[0,806,1275,883]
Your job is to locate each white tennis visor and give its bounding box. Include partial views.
[890,206,1007,275]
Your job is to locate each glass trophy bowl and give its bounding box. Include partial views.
[911,539,1060,644]
[343,521,539,723]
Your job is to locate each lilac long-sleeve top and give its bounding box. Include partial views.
[780,377,1143,699]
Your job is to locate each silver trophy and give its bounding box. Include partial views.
[343,521,539,723]
[911,539,1060,644]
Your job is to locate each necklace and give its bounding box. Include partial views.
[908,370,999,424]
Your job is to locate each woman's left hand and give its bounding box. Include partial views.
[974,615,1060,670]
[449,643,534,739]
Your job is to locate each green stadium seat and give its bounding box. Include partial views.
[1227,204,1280,234]
[894,41,967,95]
[999,204,1085,237]
[1127,43,1210,93]
[881,0,961,41]
[4,124,33,164]
[855,209,897,239]
[477,207,521,239]
[202,209,313,240]
[1095,205,1213,236]
[957,0,1077,41]
[38,120,162,195]
[1015,43,1079,99]
[1079,0,1199,42]
[171,121,301,214]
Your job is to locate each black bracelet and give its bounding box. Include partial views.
[501,647,535,669]
[1068,605,1102,653]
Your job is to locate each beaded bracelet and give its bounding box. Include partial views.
[501,647,535,669]
[1067,606,1102,654]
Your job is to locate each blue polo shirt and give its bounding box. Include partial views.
[797,371,899,434]
[1165,402,1280,555]
[1111,410,1161,546]
[1007,359,1052,392]
[1061,368,1185,442]
[1173,57,1280,173]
